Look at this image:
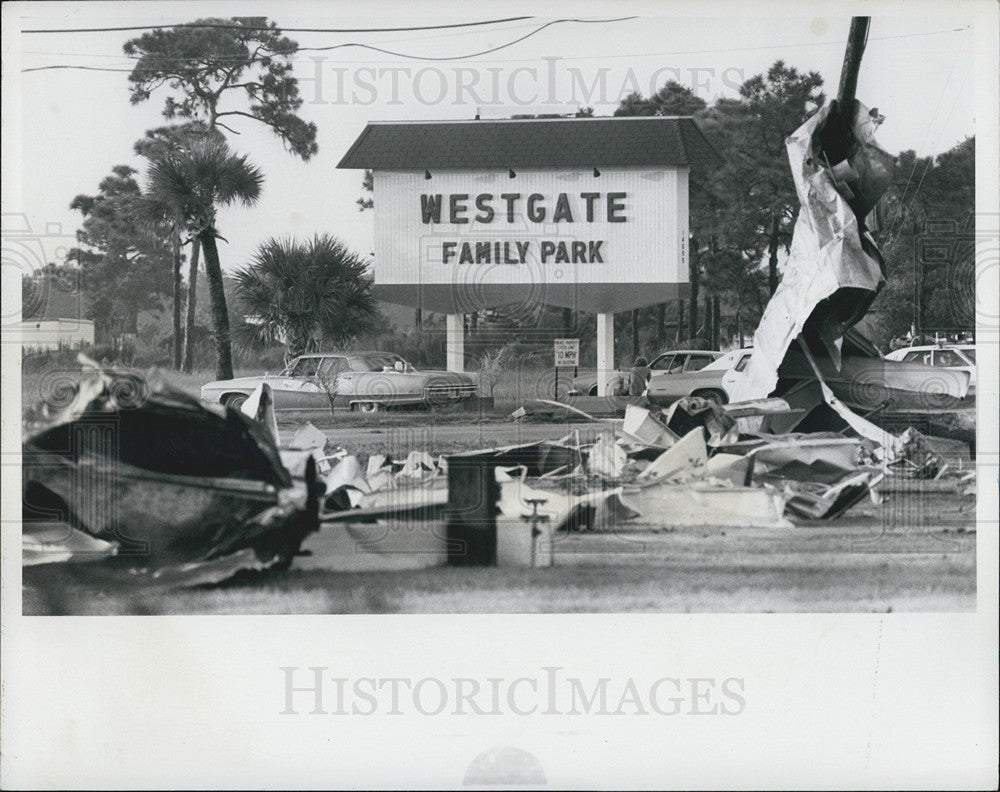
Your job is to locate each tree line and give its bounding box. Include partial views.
[46,17,975,380]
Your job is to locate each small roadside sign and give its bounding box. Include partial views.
[554,338,580,368]
[553,338,580,400]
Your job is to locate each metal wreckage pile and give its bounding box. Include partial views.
[21,96,975,585]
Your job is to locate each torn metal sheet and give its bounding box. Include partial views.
[751,437,863,483]
[637,427,707,482]
[23,521,117,566]
[704,453,754,487]
[289,421,328,451]
[622,483,791,529]
[320,481,449,523]
[145,548,275,587]
[729,100,893,403]
[621,404,678,447]
[562,491,643,532]
[529,399,618,423]
[888,427,945,479]
[22,363,318,578]
[587,432,627,478]
[661,396,739,447]
[795,338,898,451]
[719,397,792,418]
[495,466,638,533]
[241,382,280,443]
[322,454,371,510]
[782,471,882,520]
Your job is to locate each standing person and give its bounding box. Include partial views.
[628,356,651,397]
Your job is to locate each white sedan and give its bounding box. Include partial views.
[885,345,976,395]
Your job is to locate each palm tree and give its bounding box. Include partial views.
[233,234,377,361]
[142,138,263,379]
[135,122,224,371]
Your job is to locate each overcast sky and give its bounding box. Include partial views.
[6,1,980,275]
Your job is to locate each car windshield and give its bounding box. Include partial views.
[349,353,409,372]
[960,347,975,363]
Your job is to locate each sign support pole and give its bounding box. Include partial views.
[596,313,614,397]
[446,313,464,372]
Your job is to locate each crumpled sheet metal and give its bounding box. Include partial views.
[751,437,863,482]
[729,100,893,403]
[782,471,883,520]
[621,483,792,529]
[661,396,740,447]
[587,432,628,478]
[22,361,317,584]
[495,466,640,533]
[320,450,452,515]
[638,427,707,482]
[621,404,678,448]
[241,382,280,444]
[23,522,117,566]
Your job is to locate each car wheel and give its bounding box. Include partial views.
[354,401,381,414]
[693,388,727,405]
[223,393,248,410]
[588,385,598,396]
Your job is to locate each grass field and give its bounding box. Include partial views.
[22,491,976,614]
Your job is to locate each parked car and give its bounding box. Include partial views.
[568,350,724,396]
[884,344,976,395]
[646,347,971,410]
[200,351,478,413]
[645,348,753,405]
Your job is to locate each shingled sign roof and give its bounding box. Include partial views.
[337,117,721,173]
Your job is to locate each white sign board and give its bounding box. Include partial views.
[554,338,580,367]
[372,167,689,296]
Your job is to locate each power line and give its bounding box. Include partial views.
[17,17,548,62]
[295,18,639,60]
[20,23,970,73]
[22,64,133,73]
[21,17,639,72]
[465,25,972,63]
[21,17,534,34]
[21,20,544,61]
